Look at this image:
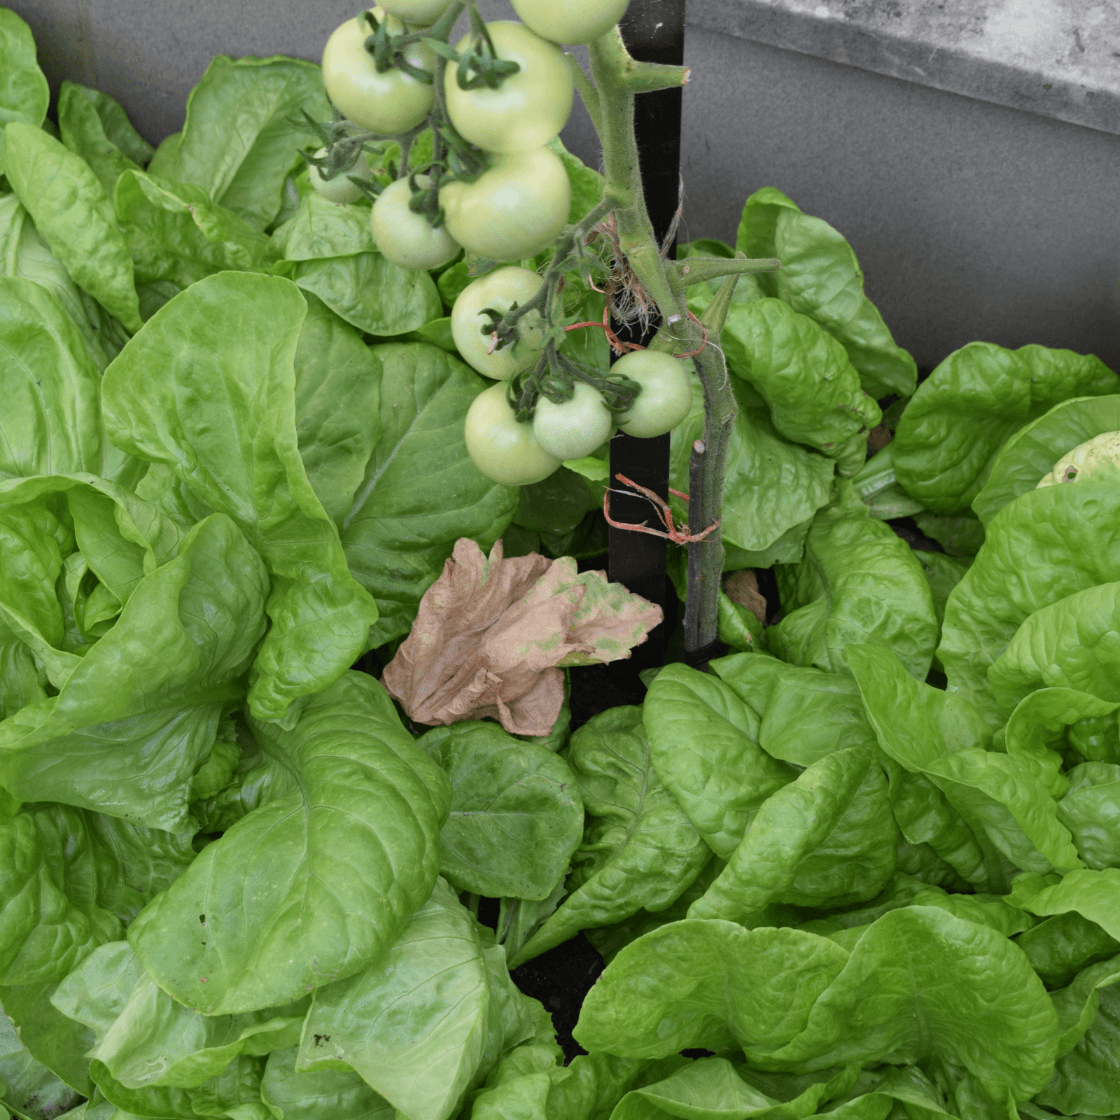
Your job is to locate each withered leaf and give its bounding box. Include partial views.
[382,538,662,736]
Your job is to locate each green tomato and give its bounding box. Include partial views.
[532,382,612,460]
[370,176,460,271]
[321,11,435,135]
[613,350,694,438]
[308,147,372,204]
[465,382,561,485]
[444,21,573,154]
[379,0,455,25]
[440,146,571,263]
[509,0,631,44]
[451,267,546,379]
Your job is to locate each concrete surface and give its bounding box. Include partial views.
[696,0,1120,136]
[8,0,1120,372]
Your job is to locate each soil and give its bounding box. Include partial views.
[509,934,606,1063]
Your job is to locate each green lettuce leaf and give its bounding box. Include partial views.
[85,947,307,1091]
[611,1060,955,1120]
[3,122,142,332]
[710,652,879,767]
[151,55,329,231]
[1034,976,1120,1116]
[574,919,853,1059]
[1015,911,1120,989]
[292,294,382,529]
[57,83,143,199]
[0,9,48,176]
[261,1047,393,1120]
[58,83,152,166]
[721,298,881,475]
[271,190,375,262]
[0,512,265,828]
[938,480,1120,725]
[850,644,1081,881]
[0,997,83,1120]
[688,747,896,923]
[0,194,129,371]
[416,721,584,901]
[972,395,1120,524]
[0,278,136,482]
[509,705,709,967]
[736,187,916,398]
[644,663,797,858]
[114,171,280,312]
[1011,869,1120,945]
[1057,763,1120,871]
[298,878,530,1120]
[988,582,1120,714]
[577,907,1057,1106]
[101,271,378,723]
[340,342,518,649]
[893,342,1118,515]
[769,484,938,680]
[292,252,442,338]
[127,672,450,1015]
[0,807,193,987]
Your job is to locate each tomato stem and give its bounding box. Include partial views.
[587,20,732,655]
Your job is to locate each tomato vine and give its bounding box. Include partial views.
[307,0,784,653]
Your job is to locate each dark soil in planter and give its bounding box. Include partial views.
[510,934,606,1063]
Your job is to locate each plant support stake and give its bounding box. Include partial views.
[607,0,686,671]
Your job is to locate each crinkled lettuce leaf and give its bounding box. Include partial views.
[340,342,518,649]
[509,706,709,967]
[0,512,264,828]
[3,123,141,333]
[894,341,1117,515]
[769,484,938,681]
[938,480,1120,725]
[150,55,329,232]
[298,878,531,1120]
[127,672,450,1016]
[644,663,797,859]
[101,271,378,723]
[688,747,896,923]
[972,395,1120,524]
[710,652,879,767]
[416,721,584,902]
[736,187,917,398]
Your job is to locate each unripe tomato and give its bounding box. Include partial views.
[532,382,612,460]
[444,22,573,154]
[308,147,372,204]
[451,267,545,379]
[321,11,435,135]
[465,382,561,485]
[370,177,460,270]
[380,0,455,25]
[439,147,571,263]
[509,0,631,45]
[613,351,694,438]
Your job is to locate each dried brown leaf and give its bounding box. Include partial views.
[382,538,662,736]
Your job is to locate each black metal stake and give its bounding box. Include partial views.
[607,0,686,674]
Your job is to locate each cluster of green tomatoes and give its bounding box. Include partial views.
[313,0,695,487]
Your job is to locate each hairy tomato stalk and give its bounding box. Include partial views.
[584,26,777,655]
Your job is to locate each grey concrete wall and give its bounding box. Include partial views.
[9,0,1120,373]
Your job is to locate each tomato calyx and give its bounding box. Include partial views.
[295,109,389,194]
[424,7,523,92]
[358,7,436,83]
